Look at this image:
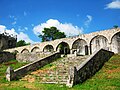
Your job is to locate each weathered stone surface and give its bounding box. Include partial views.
[21,55,89,84]
[66,67,77,87]
[16,52,54,62]
[4,28,120,54]
[67,49,114,87]
[6,52,60,81]
[6,66,14,81]
[0,33,16,51]
[5,48,114,87]
[0,52,15,63]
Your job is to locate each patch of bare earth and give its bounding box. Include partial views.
[107,68,120,74]
[20,75,35,83]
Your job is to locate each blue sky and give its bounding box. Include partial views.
[0,0,120,43]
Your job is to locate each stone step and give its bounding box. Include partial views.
[21,55,89,84]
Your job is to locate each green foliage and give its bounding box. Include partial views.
[113,25,119,29]
[38,27,66,42]
[16,40,30,47]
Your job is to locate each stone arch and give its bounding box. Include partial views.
[72,39,88,55]
[56,42,70,54]
[31,47,40,52]
[43,45,54,52]
[21,48,29,53]
[111,32,120,53]
[90,35,108,54]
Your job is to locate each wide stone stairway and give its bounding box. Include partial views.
[20,55,89,84]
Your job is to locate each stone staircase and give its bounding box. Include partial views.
[20,55,89,84]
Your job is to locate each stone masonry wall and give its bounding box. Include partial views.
[0,52,15,63]
[16,52,55,63]
[66,49,114,87]
[6,52,60,81]
[5,28,120,54]
[0,33,17,50]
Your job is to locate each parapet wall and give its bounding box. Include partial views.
[16,52,55,63]
[66,49,114,87]
[6,52,61,81]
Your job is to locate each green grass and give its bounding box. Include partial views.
[40,57,63,70]
[0,54,120,90]
[40,63,55,70]
[0,59,28,83]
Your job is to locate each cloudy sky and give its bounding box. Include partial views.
[0,0,120,43]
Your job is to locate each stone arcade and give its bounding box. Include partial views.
[5,28,120,55]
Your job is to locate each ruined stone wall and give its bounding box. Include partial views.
[0,33,17,51]
[0,52,15,63]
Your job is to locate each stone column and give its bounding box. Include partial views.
[66,66,77,87]
[88,46,91,55]
[70,49,73,54]
[6,66,14,81]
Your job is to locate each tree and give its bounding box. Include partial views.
[39,27,66,42]
[16,40,30,47]
[113,25,118,29]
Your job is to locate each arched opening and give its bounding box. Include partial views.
[31,47,39,52]
[8,40,13,48]
[21,49,29,53]
[56,42,70,54]
[43,45,54,52]
[85,45,89,55]
[72,39,88,55]
[90,35,108,54]
[111,32,120,53]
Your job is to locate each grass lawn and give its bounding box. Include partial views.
[0,54,120,90]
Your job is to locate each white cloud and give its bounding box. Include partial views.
[12,21,17,25]
[17,32,34,43]
[105,0,120,9]
[18,26,28,32]
[8,15,17,25]
[84,15,92,27]
[9,15,15,19]
[31,24,34,27]
[0,25,6,33]
[24,27,28,30]
[33,19,82,36]
[0,25,34,44]
[9,15,17,20]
